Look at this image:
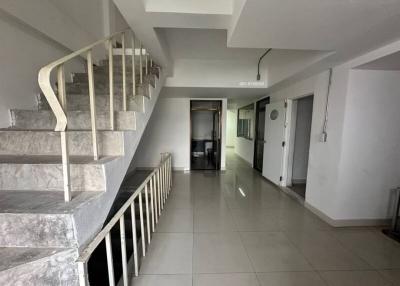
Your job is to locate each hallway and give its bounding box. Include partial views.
[132,151,400,286]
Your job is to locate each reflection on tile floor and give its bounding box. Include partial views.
[131,150,400,286]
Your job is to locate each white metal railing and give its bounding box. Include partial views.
[77,153,172,286]
[38,29,152,202]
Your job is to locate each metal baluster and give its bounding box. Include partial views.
[150,175,155,232]
[121,32,127,111]
[158,169,163,211]
[131,32,136,98]
[120,215,128,286]
[105,233,115,286]
[139,191,146,256]
[153,175,158,224]
[139,43,143,84]
[108,39,114,130]
[130,203,139,277]
[57,65,71,202]
[145,184,151,243]
[145,53,148,75]
[87,50,99,160]
[77,261,88,286]
[170,156,172,191]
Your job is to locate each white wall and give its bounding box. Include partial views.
[334,70,400,220]
[266,39,400,224]
[133,97,227,170]
[235,137,254,165]
[226,109,237,147]
[192,111,214,140]
[0,1,127,128]
[292,96,313,182]
[0,15,84,128]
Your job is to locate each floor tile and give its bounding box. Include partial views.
[194,208,236,232]
[194,273,259,286]
[379,269,400,286]
[193,232,253,273]
[131,274,192,286]
[230,209,281,231]
[285,230,372,270]
[156,208,193,233]
[319,270,392,286]
[333,229,400,269]
[140,233,193,274]
[240,231,312,272]
[257,271,327,286]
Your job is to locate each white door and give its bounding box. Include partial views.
[262,101,287,185]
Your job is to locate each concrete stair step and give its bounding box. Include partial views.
[0,247,78,285]
[0,155,116,192]
[0,190,102,248]
[73,70,155,83]
[0,130,124,156]
[38,92,147,112]
[10,110,136,130]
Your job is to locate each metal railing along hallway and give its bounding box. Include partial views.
[77,153,172,286]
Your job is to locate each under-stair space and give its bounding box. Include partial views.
[0,30,165,285]
[87,170,151,285]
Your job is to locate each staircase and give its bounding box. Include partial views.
[0,30,165,285]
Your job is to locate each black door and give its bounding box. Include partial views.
[253,97,270,172]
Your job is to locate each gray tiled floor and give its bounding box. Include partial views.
[131,150,400,286]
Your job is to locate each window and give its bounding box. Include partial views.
[237,104,254,140]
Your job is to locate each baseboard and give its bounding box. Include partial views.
[304,202,390,227]
[292,179,306,184]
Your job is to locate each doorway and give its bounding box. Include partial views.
[253,97,270,172]
[287,95,314,198]
[190,100,222,170]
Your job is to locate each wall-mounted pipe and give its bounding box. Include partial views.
[257,49,272,81]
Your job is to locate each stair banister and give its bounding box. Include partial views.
[38,29,147,202]
[76,153,172,286]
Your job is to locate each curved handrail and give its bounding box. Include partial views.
[38,29,129,131]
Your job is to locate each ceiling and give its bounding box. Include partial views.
[115,0,400,101]
[355,50,400,71]
[161,28,266,61]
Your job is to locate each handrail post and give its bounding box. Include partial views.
[105,233,116,286]
[57,65,71,202]
[145,53,148,75]
[140,42,143,84]
[121,32,127,111]
[108,39,114,130]
[131,32,136,98]
[87,50,99,160]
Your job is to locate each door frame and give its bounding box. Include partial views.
[253,97,270,172]
[282,94,314,188]
[190,100,223,171]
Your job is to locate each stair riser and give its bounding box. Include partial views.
[39,93,145,113]
[0,164,105,192]
[0,248,78,285]
[93,66,160,79]
[73,72,154,83]
[0,131,124,156]
[0,213,76,248]
[11,110,136,130]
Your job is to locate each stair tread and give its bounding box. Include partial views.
[0,247,71,272]
[0,155,118,164]
[0,190,102,214]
